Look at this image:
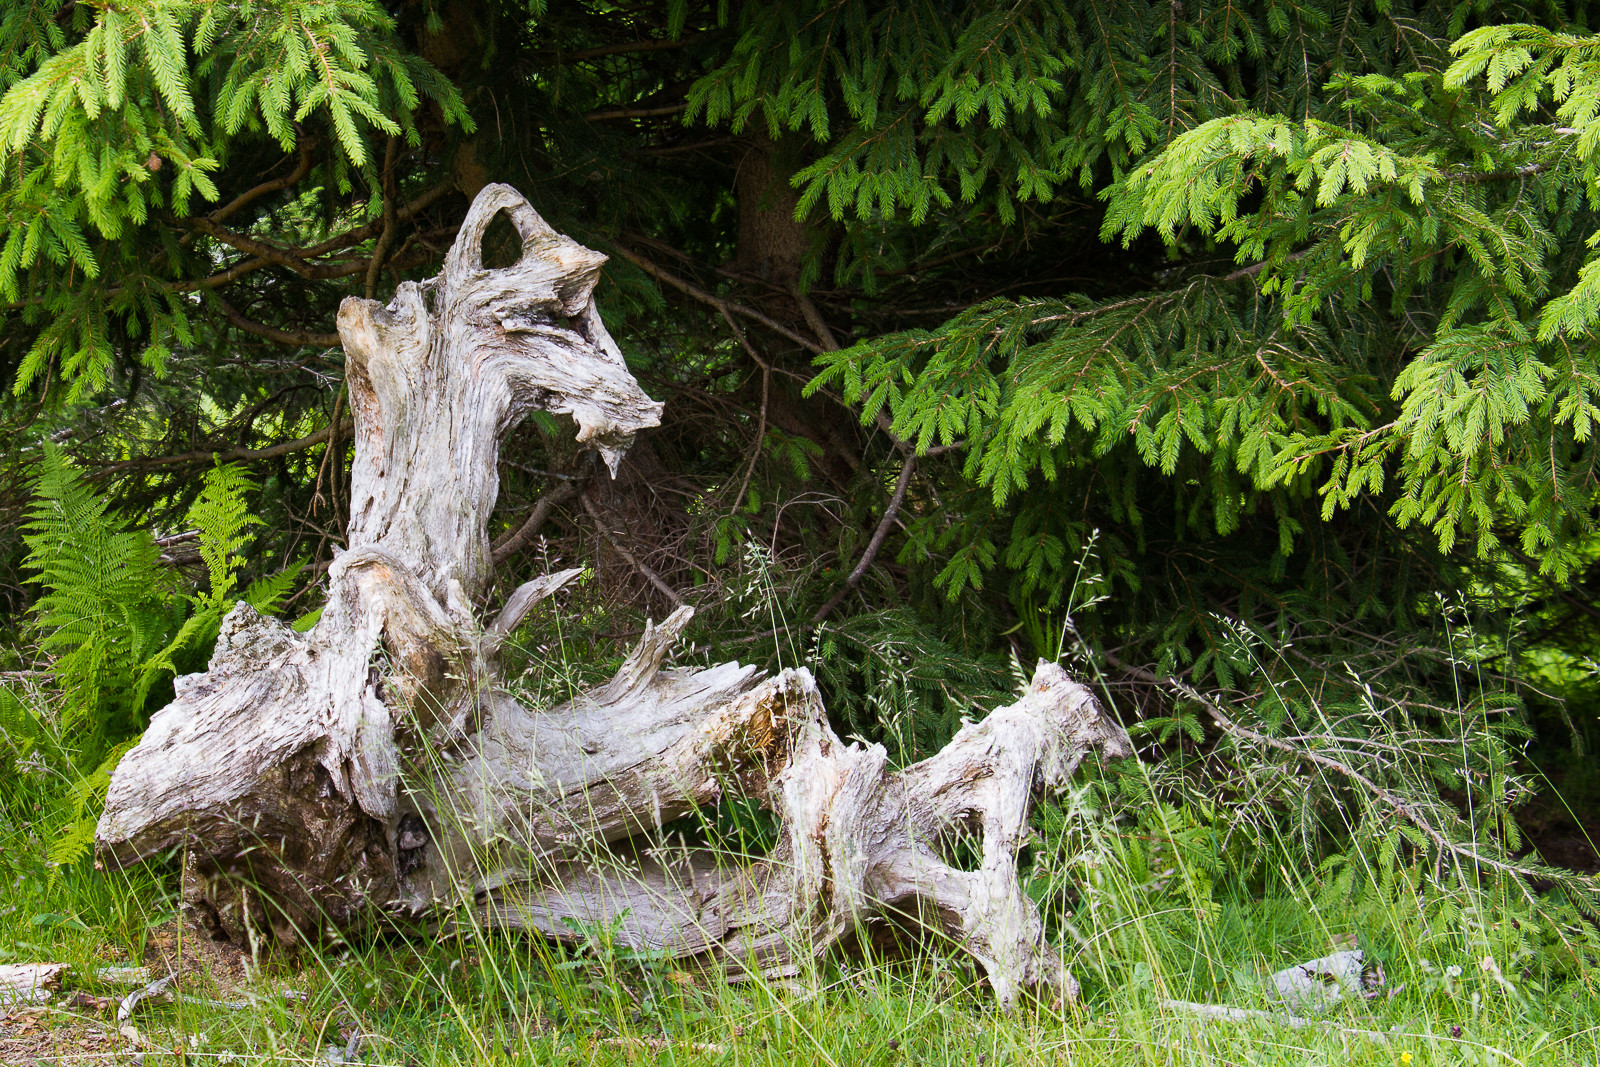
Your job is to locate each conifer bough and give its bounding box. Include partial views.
[94,184,1133,1008]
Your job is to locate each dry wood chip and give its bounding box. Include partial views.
[0,963,67,1012]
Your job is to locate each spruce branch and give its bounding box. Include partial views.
[608,243,825,354]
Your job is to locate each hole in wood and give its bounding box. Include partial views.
[934,817,985,873]
[654,794,780,860]
[481,209,523,269]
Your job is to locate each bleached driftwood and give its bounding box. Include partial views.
[481,660,1131,1006]
[0,963,65,1012]
[96,184,1133,1007]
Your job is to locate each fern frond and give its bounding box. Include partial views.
[244,560,305,615]
[187,462,260,609]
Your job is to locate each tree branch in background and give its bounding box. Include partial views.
[812,453,917,623]
[176,181,458,294]
[587,103,688,120]
[639,137,739,157]
[211,295,340,347]
[492,481,580,566]
[185,217,320,277]
[545,34,704,62]
[580,491,686,607]
[365,138,401,300]
[180,138,316,245]
[91,418,353,477]
[793,286,842,351]
[609,244,824,354]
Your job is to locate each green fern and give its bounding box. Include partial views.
[188,462,261,609]
[45,739,134,868]
[21,448,300,865]
[137,463,302,713]
[0,684,39,763]
[22,443,175,758]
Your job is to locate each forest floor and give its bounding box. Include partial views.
[1,829,1597,1067]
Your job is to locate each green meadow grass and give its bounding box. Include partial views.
[3,768,1596,1067]
[3,590,1597,1067]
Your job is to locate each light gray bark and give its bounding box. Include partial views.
[97,185,1132,1007]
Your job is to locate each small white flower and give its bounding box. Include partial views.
[1445,965,1462,978]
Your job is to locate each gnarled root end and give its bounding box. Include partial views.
[484,661,1132,1009]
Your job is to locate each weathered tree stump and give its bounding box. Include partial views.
[97,185,1133,1007]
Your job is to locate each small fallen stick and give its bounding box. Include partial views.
[1159,999,1391,1044]
[0,963,67,1013]
[117,973,262,1023]
[600,1035,726,1055]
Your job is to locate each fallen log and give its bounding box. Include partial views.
[96,184,1133,1007]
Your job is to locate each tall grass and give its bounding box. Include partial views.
[6,747,1596,1066]
[2,567,1598,1066]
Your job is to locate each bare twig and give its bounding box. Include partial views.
[365,138,401,300]
[581,492,686,607]
[491,481,579,566]
[310,386,346,514]
[1103,651,1584,890]
[641,137,738,157]
[152,529,200,548]
[720,308,771,511]
[797,296,960,622]
[587,103,688,120]
[811,453,917,623]
[609,244,824,354]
